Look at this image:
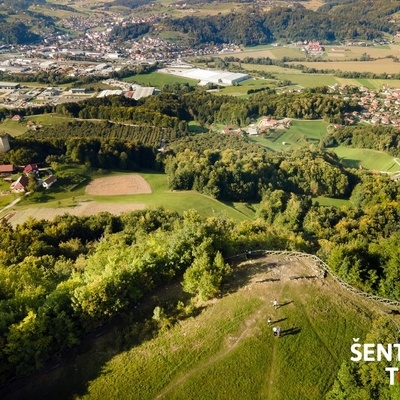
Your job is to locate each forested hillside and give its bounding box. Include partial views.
[110,0,400,46]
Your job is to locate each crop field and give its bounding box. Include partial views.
[7,254,382,400]
[288,59,400,74]
[233,48,277,60]
[237,65,400,89]
[274,73,338,88]
[3,170,256,226]
[0,119,27,136]
[30,5,79,19]
[239,63,303,74]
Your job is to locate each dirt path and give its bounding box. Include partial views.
[156,256,313,399]
[156,303,268,399]
[265,285,285,400]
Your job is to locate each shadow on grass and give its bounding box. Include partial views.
[26,193,55,203]
[280,327,301,337]
[272,318,287,324]
[338,157,361,169]
[256,277,280,283]
[0,280,192,400]
[279,300,294,308]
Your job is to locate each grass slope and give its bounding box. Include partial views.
[25,255,378,400]
[248,120,328,152]
[332,146,400,172]
[6,169,256,223]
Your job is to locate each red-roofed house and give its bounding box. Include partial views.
[23,164,39,174]
[0,164,14,175]
[42,175,57,189]
[10,175,29,192]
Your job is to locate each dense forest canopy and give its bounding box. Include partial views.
[0,22,41,45]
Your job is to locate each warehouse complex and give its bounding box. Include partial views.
[160,67,250,86]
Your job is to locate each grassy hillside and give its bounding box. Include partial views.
[5,169,257,224]
[332,146,400,173]
[4,254,386,400]
[248,119,328,152]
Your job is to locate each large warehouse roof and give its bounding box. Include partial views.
[162,68,250,86]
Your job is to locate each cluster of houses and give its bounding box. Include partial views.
[303,41,324,56]
[0,163,57,193]
[222,117,292,136]
[329,84,400,127]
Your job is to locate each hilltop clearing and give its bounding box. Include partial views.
[5,253,395,400]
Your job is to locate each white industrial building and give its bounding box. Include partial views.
[161,68,250,86]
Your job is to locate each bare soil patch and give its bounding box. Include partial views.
[85,174,151,196]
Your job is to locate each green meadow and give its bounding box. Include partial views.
[7,168,257,223]
[124,72,198,88]
[9,256,382,400]
[248,119,328,152]
[331,146,400,173]
[0,114,76,137]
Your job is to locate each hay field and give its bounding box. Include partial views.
[288,59,400,74]
[85,174,151,195]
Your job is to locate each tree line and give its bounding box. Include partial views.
[2,158,400,383]
[322,125,400,156]
[164,146,351,202]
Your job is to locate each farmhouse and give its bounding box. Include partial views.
[42,175,57,189]
[0,164,14,174]
[23,164,39,174]
[125,86,160,100]
[304,41,324,56]
[258,117,291,132]
[10,175,29,192]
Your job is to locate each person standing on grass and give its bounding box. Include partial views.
[272,299,279,309]
[267,317,272,326]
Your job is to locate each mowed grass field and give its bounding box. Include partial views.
[5,168,257,224]
[8,255,382,400]
[249,120,328,152]
[331,146,400,173]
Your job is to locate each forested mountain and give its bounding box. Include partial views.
[0,21,41,45]
[116,0,400,47]
[0,0,55,45]
[0,0,46,9]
